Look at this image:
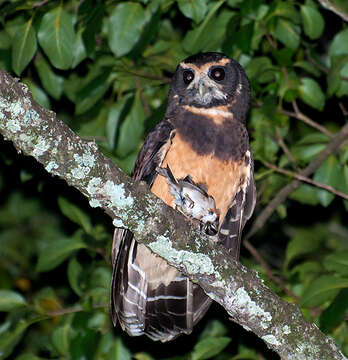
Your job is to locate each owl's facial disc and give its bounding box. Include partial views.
[180,63,229,107]
[186,74,227,105]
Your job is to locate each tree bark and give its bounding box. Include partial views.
[0,70,346,360]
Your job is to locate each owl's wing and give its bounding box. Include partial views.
[218,151,256,259]
[111,119,212,341]
[132,120,174,184]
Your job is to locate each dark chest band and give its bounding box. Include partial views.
[172,110,249,162]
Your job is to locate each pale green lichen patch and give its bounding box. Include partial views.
[262,334,281,347]
[283,325,291,335]
[45,160,59,173]
[7,118,21,133]
[103,181,134,209]
[70,152,96,179]
[86,178,103,208]
[33,137,50,157]
[71,167,87,179]
[113,218,125,227]
[89,199,101,208]
[74,152,95,169]
[19,133,33,145]
[149,235,214,275]
[87,177,102,194]
[231,288,272,330]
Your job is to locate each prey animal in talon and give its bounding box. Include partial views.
[110,52,256,342]
[156,165,219,236]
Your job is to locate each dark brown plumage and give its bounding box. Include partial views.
[110,52,256,342]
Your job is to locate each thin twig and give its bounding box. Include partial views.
[275,126,297,165]
[339,102,348,117]
[263,161,348,201]
[33,0,50,7]
[278,100,334,138]
[46,303,106,317]
[294,100,334,137]
[121,68,171,83]
[243,239,299,301]
[306,48,348,82]
[306,49,328,74]
[260,22,277,49]
[245,121,348,240]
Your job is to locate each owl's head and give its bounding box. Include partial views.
[167,52,250,122]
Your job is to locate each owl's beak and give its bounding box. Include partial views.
[197,79,208,100]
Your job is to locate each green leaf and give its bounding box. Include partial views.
[183,0,225,53]
[108,2,148,57]
[0,319,31,359]
[313,156,341,207]
[110,337,132,360]
[106,97,129,151]
[289,184,320,206]
[35,56,64,100]
[245,57,273,82]
[36,232,86,272]
[134,353,154,360]
[178,0,207,23]
[12,17,37,75]
[324,251,348,276]
[202,10,235,52]
[294,60,321,77]
[72,28,87,68]
[329,28,348,57]
[75,69,112,115]
[235,22,254,53]
[0,290,26,311]
[320,288,348,333]
[116,94,146,157]
[70,313,100,360]
[0,30,11,50]
[271,2,299,21]
[38,6,75,70]
[58,197,92,235]
[67,257,83,296]
[296,132,330,145]
[300,5,324,40]
[198,319,228,340]
[284,228,321,269]
[298,77,325,110]
[292,143,326,163]
[52,323,70,356]
[15,354,41,360]
[273,19,300,51]
[290,261,322,283]
[191,337,231,360]
[80,3,104,55]
[249,108,279,162]
[330,56,348,98]
[300,275,348,307]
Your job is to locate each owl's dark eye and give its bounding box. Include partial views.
[183,70,194,84]
[210,67,225,81]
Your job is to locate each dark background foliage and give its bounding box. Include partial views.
[0,0,347,359]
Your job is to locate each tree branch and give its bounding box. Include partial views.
[0,70,346,360]
[317,0,348,22]
[262,161,348,201]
